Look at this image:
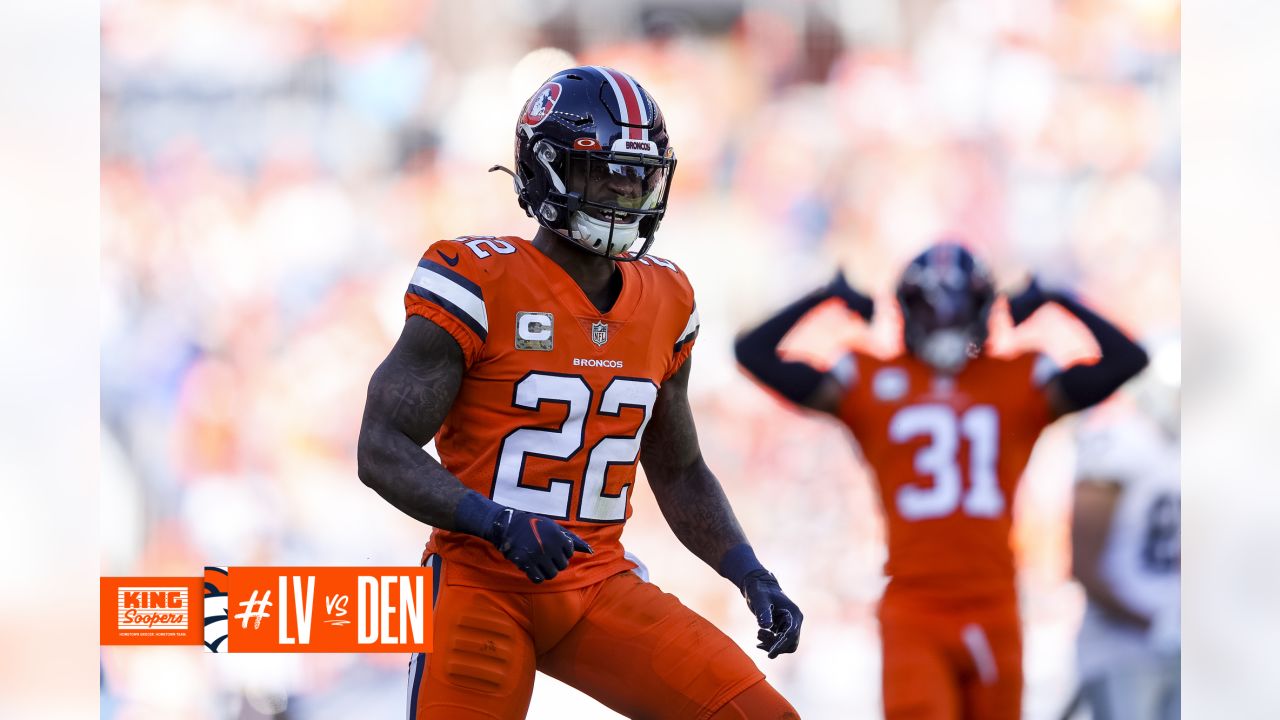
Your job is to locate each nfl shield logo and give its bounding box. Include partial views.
[591,321,608,347]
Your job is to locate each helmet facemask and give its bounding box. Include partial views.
[528,138,675,260]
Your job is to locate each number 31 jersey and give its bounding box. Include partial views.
[834,350,1057,600]
[404,236,700,592]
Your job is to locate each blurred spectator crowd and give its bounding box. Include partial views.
[100,0,1179,717]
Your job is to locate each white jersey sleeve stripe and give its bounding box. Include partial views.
[830,352,859,388]
[408,261,489,338]
[1033,353,1059,387]
[673,306,700,352]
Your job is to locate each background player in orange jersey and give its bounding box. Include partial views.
[734,243,1149,720]
[357,66,801,719]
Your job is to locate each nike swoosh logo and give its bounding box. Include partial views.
[436,250,460,266]
[528,518,544,550]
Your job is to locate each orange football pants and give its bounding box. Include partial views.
[409,554,799,720]
[878,587,1022,720]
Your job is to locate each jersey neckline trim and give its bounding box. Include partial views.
[517,236,646,321]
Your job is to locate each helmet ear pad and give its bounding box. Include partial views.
[513,137,565,227]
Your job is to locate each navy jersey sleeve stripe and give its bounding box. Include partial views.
[417,258,483,299]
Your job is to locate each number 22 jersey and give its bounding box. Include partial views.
[403,236,700,592]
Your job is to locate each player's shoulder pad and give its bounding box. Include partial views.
[425,235,526,281]
[634,253,699,359]
[633,251,695,303]
[1030,352,1059,388]
[406,236,523,344]
[829,348,878,389]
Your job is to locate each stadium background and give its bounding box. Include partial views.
[99,0,1179,717]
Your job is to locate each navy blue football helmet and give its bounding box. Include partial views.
[896,243,996,373]
[492,66,677,260]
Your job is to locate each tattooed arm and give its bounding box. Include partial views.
[641,358,804,657]
[357,314,593,582]
[356,314,471,528]
[640,358,748,567]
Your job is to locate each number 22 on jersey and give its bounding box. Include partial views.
[889,404,1003,521]
[491,372,657,522]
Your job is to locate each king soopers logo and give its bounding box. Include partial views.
[118,587,189,630]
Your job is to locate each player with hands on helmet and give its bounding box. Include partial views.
[735,241,1148,720]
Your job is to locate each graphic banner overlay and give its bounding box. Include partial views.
[101,577,204,646]
[104,567,433,653]
[216,566,433,653]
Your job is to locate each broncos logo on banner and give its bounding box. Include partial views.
[203,566,229,652]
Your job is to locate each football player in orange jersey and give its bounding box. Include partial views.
[357,66,802,719]
[734,244,1149,720]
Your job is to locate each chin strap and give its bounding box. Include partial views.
[487,164,518,182]
[611,235,653,262]
[537,210,654,262]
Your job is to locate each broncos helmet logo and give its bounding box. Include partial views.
[522,82,562,127]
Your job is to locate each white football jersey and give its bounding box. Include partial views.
[1075,413,1180,678]
[1076,415,1180,616]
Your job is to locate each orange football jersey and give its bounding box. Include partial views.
[403,236,699,592]
[835,350,1057,600]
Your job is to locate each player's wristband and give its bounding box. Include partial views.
[453,490,506,541]
[718,543,766,590]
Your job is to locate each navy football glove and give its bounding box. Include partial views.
[487,507,593,584]
[1006,276,1051,326]
[828,271,875,321]
[454,491,592,584]
[719,545,803,659]
[741,569,804,658]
